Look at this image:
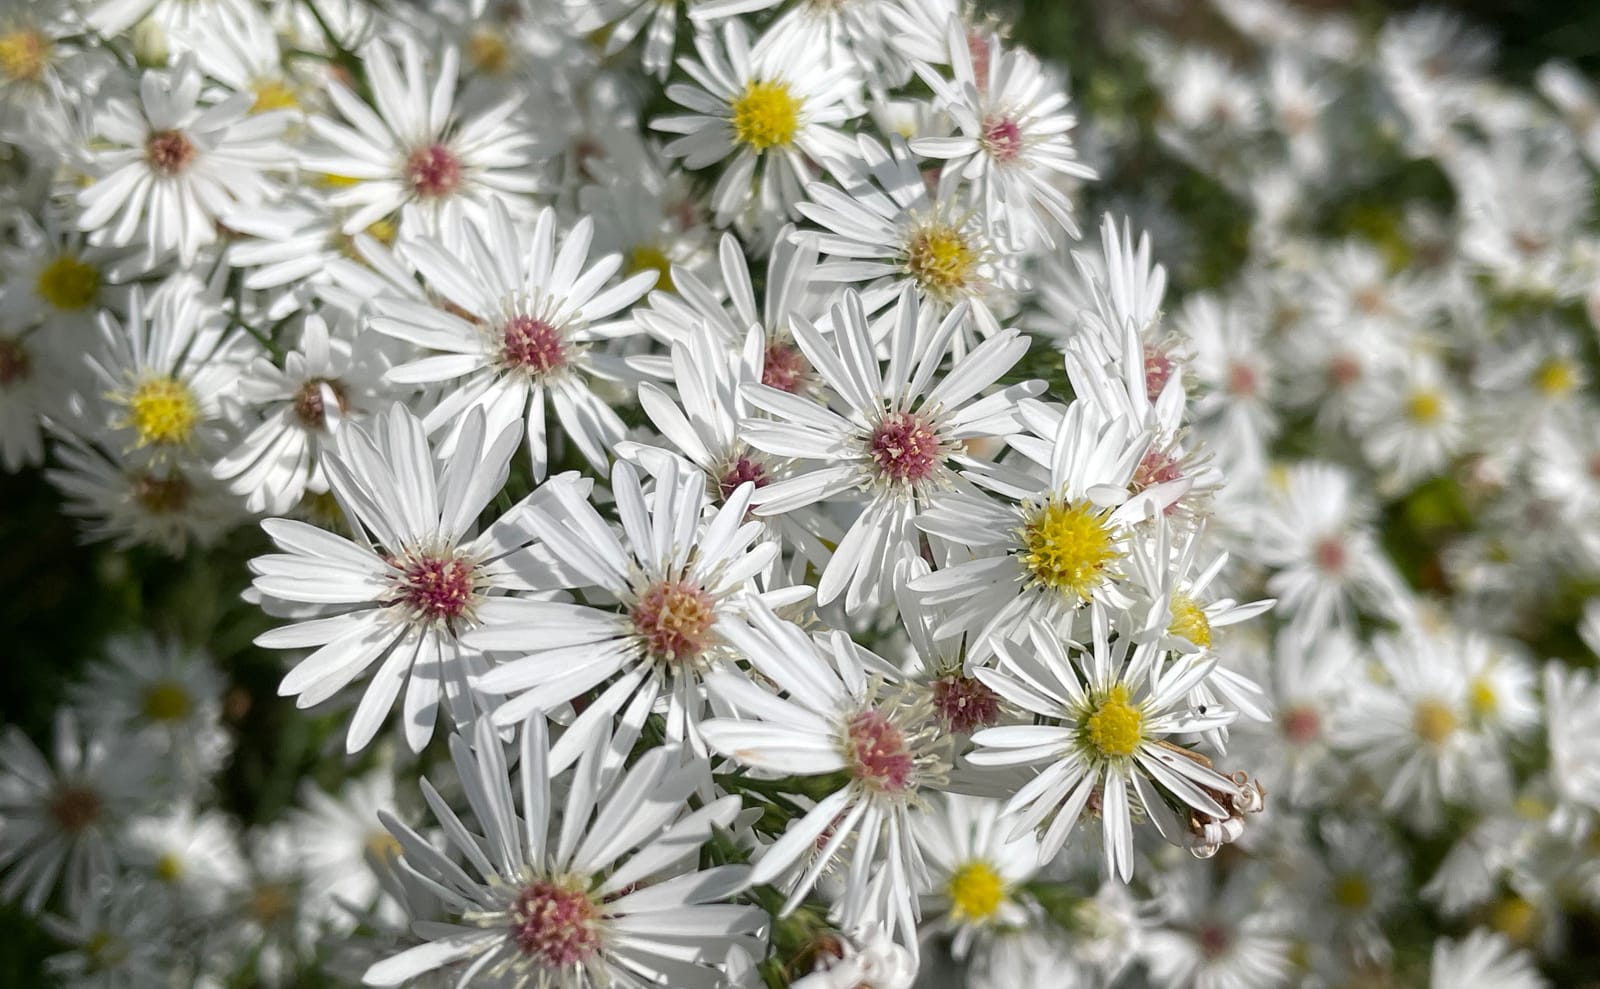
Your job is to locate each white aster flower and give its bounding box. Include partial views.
[914,793,1039,959]
[744,288,1041,614]
[363,715,762,988]
[469,458,800,763]
[301,35,543,237]
[700,600,948,941]
[289,770,404,929]
[76,56,290,267]
[249,404,585,753]
[69,633,230,783]
[40,882,176,989]
[213,311,384,515]
[0,711,157,914]
[798,134,1012,350]
[124,803,246,914]
[912,23,1095,247]
[911,399,1158,654]
[1429,929,1547,989]
[654,20,860,226]
[371,201,655,481]
[966,613,1246,878]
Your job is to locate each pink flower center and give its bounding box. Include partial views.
[48,785,103,832]
[762,339,810,393]
[131,472,191,514]
[1225,361,1259,397]
[501,315,567,376]
[630,580,717,664]
[980,115,1024,163]
[1327,354,1361,389]
[405,143,463,198]
[398,554,477,624]
[293,377,348,429]
[845,708,915,793]
[717,454,769,502]
[1143,344,1174,402]
[930,673,1000,735]
[1134,449,1184,490]
[511,878,602,968]
[0,338,30,386]
[868,410,941,485]
[1314,536,1347,575]
[146,129,196,176]
[1282,705,1322,744]
[1196,922,1231,959]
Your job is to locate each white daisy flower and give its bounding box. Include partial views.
[300,35,544,237]
[797,134,1012,349]
[288,770,403,929]
[82,281,255,464]
[0,213,131,348]
[75,56,291,267]
[363,714,762,988]
[370,200,655,481]
[914,793,1039,959]
[69,633,230,784]
[223,192,401,314]
[40,882,176,988]
[0,329,50,471]
[1251,461,1408,636]
[1140,859,1292,989]
[910,399,1158,655]
[911,23,1095,247]
[966,611,1247,877]
[213,311,385,515]
[46,431,240,554]
[248,404,586,753]
[0,711,157,914]
[1429,929,1548,989]
[1542,662,1600,816]
[1350,354,1465,492]
[653,20,860,226]
[1335,626,1511,833]
[619,319,839,580]
[700,600,948,940]
[468,458,801,763]
[744,288,1041,614]
[123,803,246,914]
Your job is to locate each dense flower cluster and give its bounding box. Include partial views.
[0,0,1593,986]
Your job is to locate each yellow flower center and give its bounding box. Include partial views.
[1018,497,1120,600]
[315,172,363,188]
[1468,677,1498,718]
[1331,873,1370,910]
[251,79,298,112]
[125,375,200,447]
[468,28,510,75]
[628,244,675,293]
[1533,357,1577,396]
[1167,593,1212,649]
[1405,388,1443,425]
[1491,896,1536,945]
[1084,684,1143,759]
[905,223,977,301]
[0,28,49,83]
[731,80,801,151]
[36,254,100,311]
[1413,698,1456,746]
[83,930,128,971]
[947,861,1005,922]
[155,851,184,883]
[140,681,192,722]
[365,830,402,864]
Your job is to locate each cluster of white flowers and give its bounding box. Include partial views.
[0,0,1593,986]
